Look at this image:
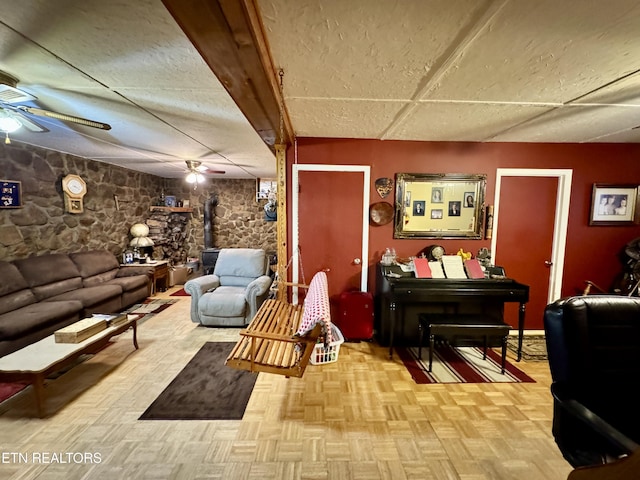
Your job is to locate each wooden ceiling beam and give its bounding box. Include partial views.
[162,0,293,150]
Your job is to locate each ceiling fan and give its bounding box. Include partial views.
[0,71,111,143]
[184,160,225,186]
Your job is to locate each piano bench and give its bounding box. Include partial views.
[417,314,511,374]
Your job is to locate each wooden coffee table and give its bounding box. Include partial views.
[0,316,138,417]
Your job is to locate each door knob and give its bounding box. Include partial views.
[353,258,361,265]
[545,260,553,267]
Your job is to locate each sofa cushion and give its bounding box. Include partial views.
[13,254,83,301]
[198,287,247,317]
[44,284,123,308]
[0,262,37,315]
[69,251,120,287]
[106,275,149,292]
[81,269,119,288]
[0,261,30,296]
[214,249,266,279]
[0,300,84,341]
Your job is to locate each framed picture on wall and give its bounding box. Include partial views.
[394,173,486,239]
[256,178,277,200]
[1,180,22,208]
[589,184,640,225]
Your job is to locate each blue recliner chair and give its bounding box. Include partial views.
[184,248,273,327]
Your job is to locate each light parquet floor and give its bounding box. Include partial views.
[0,287,572,480]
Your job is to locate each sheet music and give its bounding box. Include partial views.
[441,255,467,279]
[428,261,445,278]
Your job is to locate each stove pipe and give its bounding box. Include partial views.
[203,194,218,249]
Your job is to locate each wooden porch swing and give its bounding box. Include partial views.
[225,254,331,378]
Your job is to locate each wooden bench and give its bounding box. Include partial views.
[225,298,322,378]
[418,314,511,374]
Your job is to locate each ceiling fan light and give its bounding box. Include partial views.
[0,111,21,133]
[185,172,198,183]
[196,173,205,183]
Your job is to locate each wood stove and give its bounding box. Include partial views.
[201,195,220,274]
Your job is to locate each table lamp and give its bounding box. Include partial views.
[129,223,154,261]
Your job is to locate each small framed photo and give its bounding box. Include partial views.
[1,180,22,209]
[413,200,425,216]
[590,184,639,225]
[165,195,177,207]
[464,192,475,208]
[431,209,443,219]
[448,201,461,217]
[182,199,190,208]
[256,178,277,200]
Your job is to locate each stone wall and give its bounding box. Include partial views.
[166,178,277,257]
[0,143,277,262]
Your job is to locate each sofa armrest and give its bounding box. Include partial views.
[116,266,153,278]
[245,275,273,299]
[551,383,639,457]
[245,275,274,318]
[184,275,221,323]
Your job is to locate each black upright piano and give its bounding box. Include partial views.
[375,264,530,361]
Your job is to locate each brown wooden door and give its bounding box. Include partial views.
[296,168,367,312]
[495,176,558,331]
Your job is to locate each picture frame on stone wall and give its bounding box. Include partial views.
[256,178,277,200]
[589,184,640,225]
[0,180,22,208]
[165,195,176,207]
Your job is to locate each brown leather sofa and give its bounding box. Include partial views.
[0,250,152,357]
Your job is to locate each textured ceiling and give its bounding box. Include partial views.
[0,0,276,179]
[261,0,640,144]
[1,0,639,182]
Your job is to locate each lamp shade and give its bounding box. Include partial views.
[130,236,154,247]
[130,223,150,237]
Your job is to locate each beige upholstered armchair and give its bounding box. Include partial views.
[184,248,273,327]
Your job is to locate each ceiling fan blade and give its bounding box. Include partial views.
[184,159,225,175]
[16,105,111,130]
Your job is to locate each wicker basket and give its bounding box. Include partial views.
[309,324,344,365]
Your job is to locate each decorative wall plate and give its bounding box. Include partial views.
[370,201,394,226]
[375,177,393,199]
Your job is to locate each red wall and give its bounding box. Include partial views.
[286,138,640,300]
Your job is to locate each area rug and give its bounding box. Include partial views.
[507,335,548,361]
[398,346,535,384]
[139,342,257,420]
[0,382,29,404]
[170,288,189,296]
